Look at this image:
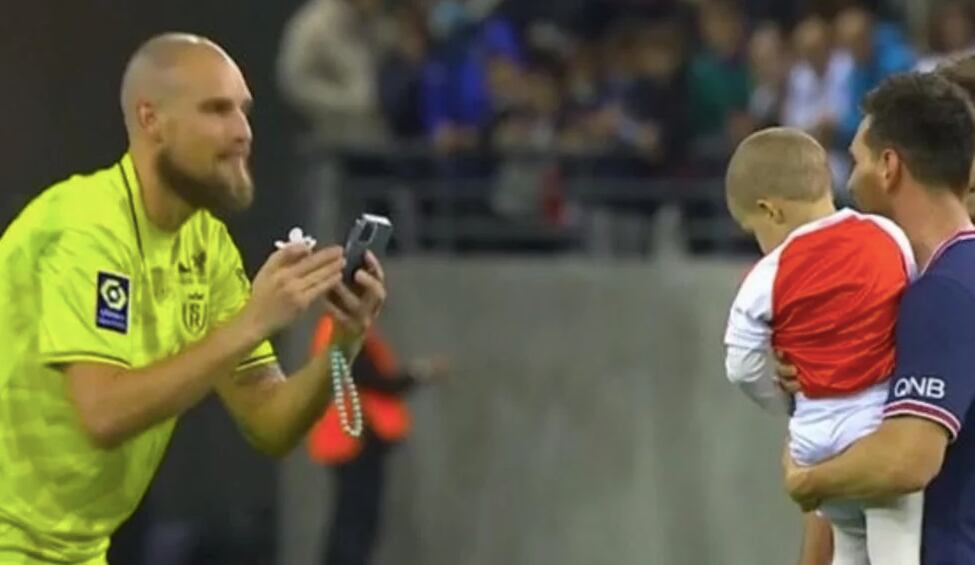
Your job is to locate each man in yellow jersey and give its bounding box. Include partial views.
[0,33,387,564]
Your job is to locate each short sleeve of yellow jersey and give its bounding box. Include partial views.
[37,227,135,369]
[211,225,277,372]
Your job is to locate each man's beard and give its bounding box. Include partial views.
[156,151,253,220]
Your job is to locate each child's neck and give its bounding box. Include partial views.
[783,198,838,235]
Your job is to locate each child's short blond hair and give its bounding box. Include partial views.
[725,127,832,212]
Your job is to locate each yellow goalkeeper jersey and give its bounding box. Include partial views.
[0,154,276,563]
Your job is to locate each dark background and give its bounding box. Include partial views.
[1,0,305,266]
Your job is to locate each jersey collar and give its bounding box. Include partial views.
[118,154,145,259]
[117,154,181,259]
[923,229,975,274]
[778,207,857,249]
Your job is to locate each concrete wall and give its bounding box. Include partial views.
[277,256,801,565]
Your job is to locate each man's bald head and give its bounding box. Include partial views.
[120,33,256,220]
[726,127,832,214]
[120,33,235,132]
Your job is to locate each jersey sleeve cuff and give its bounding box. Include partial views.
[236,354,277,373]
[40,351,132,369]
[884,399,962,442]
[723,326,772,350]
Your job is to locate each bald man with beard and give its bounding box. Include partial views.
[0,33,387,564]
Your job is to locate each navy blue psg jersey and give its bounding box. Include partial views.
[883,232,975,564]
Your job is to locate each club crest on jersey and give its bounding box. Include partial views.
[96,272,130,334]
[181,292,208,335]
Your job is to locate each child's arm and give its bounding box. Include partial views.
[724,259,792,415]
[726,345,793,415]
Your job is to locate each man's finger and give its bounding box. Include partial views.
[324,303,359,333]
[296,257,346,292]
[265,242,312,270]
[327,284,364,315]
[774,350,798,376]
[777,377,802,394]
[354,269,386,312]
[776,361,798,379]
[301,272,343,306]
[363,251,385,283]
[288,246,345,280]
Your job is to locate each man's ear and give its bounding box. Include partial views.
[879,148,902,195]
[137,100,165,143]
[964,184,975,220]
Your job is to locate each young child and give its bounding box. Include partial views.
[723,127,921,565]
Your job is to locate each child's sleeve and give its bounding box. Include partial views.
[724,258,791,415]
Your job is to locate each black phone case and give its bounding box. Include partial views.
[342,215,393,285]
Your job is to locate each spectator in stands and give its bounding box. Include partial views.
[618,19,690,172]
[563,19,689,170]
[834,5,915,147]
[378,5,430,142]
[488,56,563,153]
[278,0,391,148]
[487,54,567,218]
[916,0,975,72]
[782,15,854,192]
[688,0,753,164]
[747,22,789,129]
[420,5,521,155]
[562,22,636,156]
[560,40,605,153]
[783,16,851,146]
[485,49,530,142]
[740,0,800,29]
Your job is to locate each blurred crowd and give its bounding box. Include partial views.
[274,0,975,253]
[278,0,975,176]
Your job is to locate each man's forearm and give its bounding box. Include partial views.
[67,315,264,449]
[242,353,336,456]
[226,338,368,456]
[794,424,927,503]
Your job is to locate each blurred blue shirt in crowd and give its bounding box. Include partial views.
[839,20,916,146]
[421,17,521,138]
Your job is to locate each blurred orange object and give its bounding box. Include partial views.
[307,317,412,465]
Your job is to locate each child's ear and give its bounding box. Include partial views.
[756,198,784,223]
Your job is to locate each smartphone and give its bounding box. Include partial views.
[342,214,393,286]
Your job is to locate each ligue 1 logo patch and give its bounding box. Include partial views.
[96,272,130,334]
